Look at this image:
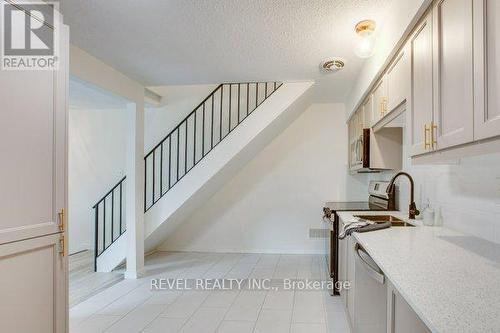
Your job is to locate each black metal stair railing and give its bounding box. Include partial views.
[143,82,282,211]
[92,176,126,271]
[92,82,282,270]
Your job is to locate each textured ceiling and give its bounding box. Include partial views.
[61,0,393,102]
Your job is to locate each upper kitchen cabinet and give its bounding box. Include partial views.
[348,111,360,170]
[357,105,365,134]
[371,78,387,125]
[362,95,374,128]
[409,12,434,156]
[370,47,410,129]
[432,0,474,150]
[473,0,500,140]
[386,47,410,113]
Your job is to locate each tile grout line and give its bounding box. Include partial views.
[174,253,237,333]
[103,292,154,332]
[250,254,280,332]
[74,278,149,329]
[213,298,239,332]
[211,254,244,332]
[105,253,193,332]
[138,292,183,333]
[322,257,333,333]
[288,284,297,333]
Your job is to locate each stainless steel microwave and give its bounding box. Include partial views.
[349,128,403,173]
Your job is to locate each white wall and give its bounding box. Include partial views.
[145,85,218,152]
[68,80,129,254]
[398,128,500,243]
[158,103,367,254]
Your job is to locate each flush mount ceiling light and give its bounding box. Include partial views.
[321,57,345,73]
[354,19,376,58]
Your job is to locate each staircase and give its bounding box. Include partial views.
[92,81,313,271]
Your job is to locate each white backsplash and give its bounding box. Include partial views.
[373,129,500,244]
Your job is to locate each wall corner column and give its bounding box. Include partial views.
[125,101,145,279]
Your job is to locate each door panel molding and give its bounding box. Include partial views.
[432,0,474,149]
[474,0,500,140]
[0,233,66,332]
[409,14,434,156]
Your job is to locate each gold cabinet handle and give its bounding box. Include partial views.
[58,208,65,232]
[379,97,388,117]
[431,122,437,149]
[59,234,65,257]
[424,123,431,150]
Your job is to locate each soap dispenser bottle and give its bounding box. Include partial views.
[422,199,435,226]
[434,206,443,226]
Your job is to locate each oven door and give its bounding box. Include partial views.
[322,208,333,270]
[322,208,339,295]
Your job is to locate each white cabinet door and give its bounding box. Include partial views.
[372,79,387,125]
[387,281,431,333]
[386,48,410,113]
[432,0,474,149]
[348,117,355,169]
[0,70,65,242]
[0,8,68,333]
[409,13,434,156]
[363,96,374,128]
[353,111,360,139]
[0,234,66,333]
[473,0,500,140]
[358,106,365,132]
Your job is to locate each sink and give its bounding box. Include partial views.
[354,215,415,227]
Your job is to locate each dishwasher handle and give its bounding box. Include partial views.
[354,243,385,285]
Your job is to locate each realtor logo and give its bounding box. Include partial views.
[1,1,59,70]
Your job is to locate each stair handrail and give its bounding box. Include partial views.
[92,175,126,271]
[143,81,282,211]
[144,84,223,159]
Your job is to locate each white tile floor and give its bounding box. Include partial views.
[70,252,351,333]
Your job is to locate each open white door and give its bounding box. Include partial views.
[0,3,69,332]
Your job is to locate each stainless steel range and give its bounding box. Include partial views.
[322,181,396,295]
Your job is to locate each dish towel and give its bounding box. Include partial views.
[338,220,373,239]
[338,219,392,239]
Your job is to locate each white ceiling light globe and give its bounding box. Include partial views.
[354,20,376,58]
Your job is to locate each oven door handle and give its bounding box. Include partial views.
[323,215,334,223]
[354,243,385,284]
[322,208,334,224]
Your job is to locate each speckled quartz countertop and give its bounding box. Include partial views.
[338,211,500,333]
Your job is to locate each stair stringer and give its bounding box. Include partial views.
[95,231,126,272]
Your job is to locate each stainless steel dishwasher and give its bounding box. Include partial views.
[353,242,387,333]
